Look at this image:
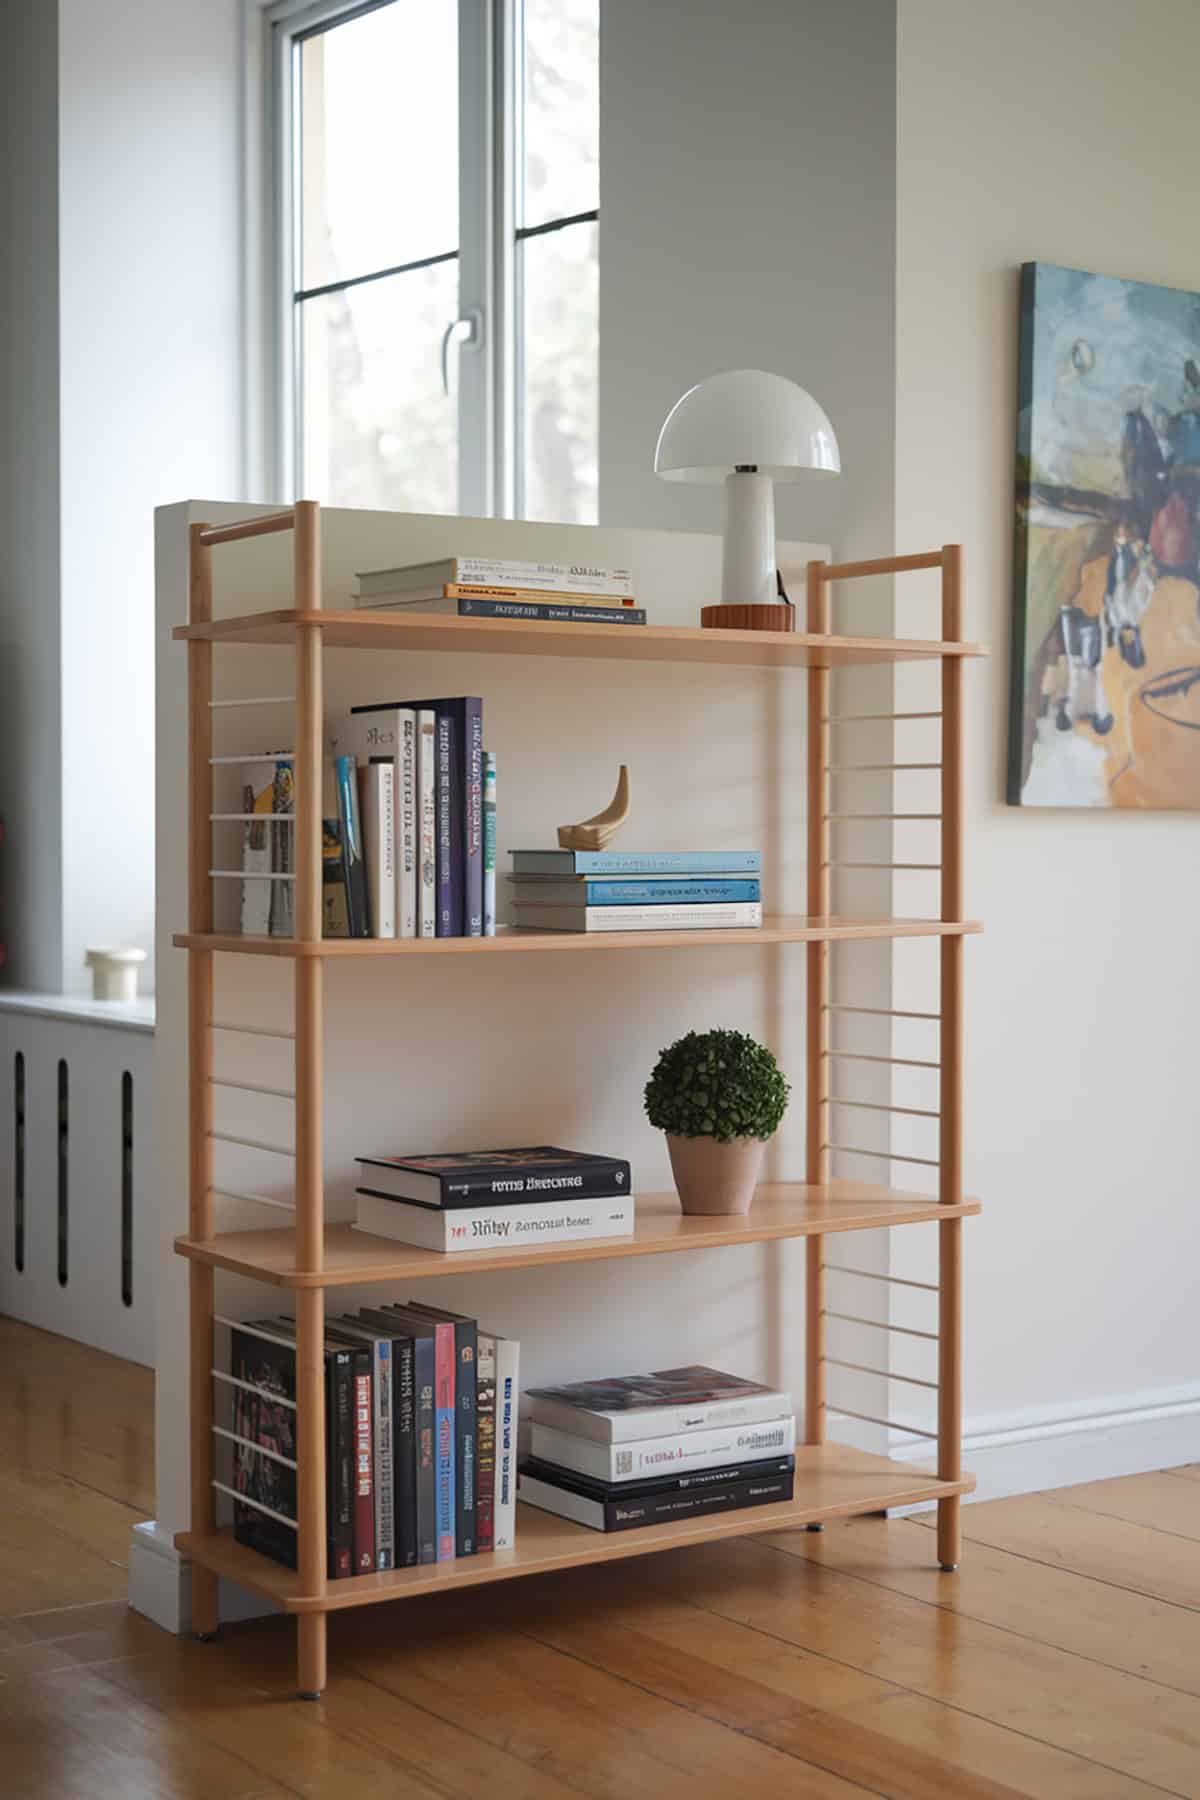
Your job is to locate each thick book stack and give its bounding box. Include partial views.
[230,1309,520,1574]
[352,556,646,627]
[328,697,497,939]
[518,1365,796,1533]
[508,849,763,933]
[354,1146,634,1253]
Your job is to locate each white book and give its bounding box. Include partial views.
[353,1191,635,1252]
[330,1318,394,1570]
[511,902,763,932]
[356,556,634,600]
[526,1380,793,1445]
[528,1414,797,1484]
[493,1334,521,1550]
[363,763,396,938]
[416,710,437,937]
[397,712,417,937]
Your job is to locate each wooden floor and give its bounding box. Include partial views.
[2,1316,1199,1799]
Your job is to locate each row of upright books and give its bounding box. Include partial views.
[230,1306,519,1574]
[353,554,646,627]
[507,848,764,933]
[520,1365,796,1533]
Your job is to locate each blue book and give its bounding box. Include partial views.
[334,755,369,936]
[510,849,762,876]
[521,878,762,906]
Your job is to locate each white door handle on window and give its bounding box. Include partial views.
[440,310,483,395]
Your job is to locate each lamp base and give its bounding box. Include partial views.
[700,603,796,633]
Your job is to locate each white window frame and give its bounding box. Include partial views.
[255,0,595,520]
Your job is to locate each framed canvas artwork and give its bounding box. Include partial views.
[1010,261,1200,808]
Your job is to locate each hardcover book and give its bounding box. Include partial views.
[528,1415,797,1484]
[330,1316,395,1569]
[519,1468,795,1533]
[509,850,762,876]
[357,1308,436,1565]
[510,902,763,932]
[334,706,416,936]
[230,1323,298,1570]
[520,1453,796,1501]
[492,1333,520,1550]
[475,1333,497,1552]
[508,877,762,906]
[366,595,647,625]
[355,556,634,600]
[406,1303,477,1556]
[354,1191,635,1252]
[334,754,369,937]
[354,1145,632,1208]
[525,1366,793,1445]
[375,1305,455,1561]
[416,710,437,937]
[267,1317,354,1577]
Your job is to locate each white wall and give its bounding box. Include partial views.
[896,0,1200,1441]
[56,0,244,992]
[0,1,63,991]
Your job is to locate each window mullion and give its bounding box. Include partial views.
[457,0,496,517]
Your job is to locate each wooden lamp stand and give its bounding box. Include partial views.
[700,601,796,632]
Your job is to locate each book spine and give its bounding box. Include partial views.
[446,585,635,606]
[569,879,762,905]
[493,1338,520,1550]
[513,903,763,931]
[351,1349,375,1573]
[475,1333,497,1552]
[411,1334,437,1564]
[456,558,633,597]
[451,1320,477,1556]
[570,852,761,874]
[431,1321,456,1560]
[364,763,396,938]
[482,753,496,936]
[357,1194,634,1252]
[329,1349,355,1578]
[372,1338,393,1570]
[522,1454,796,1501]
[457,598,646,625]
[434,712,461,936]
[397,712,417,937]
[464,700,483,937]
[393,1337,417,1567]
[526,1390,793,1445]
[335,755,370,937]
[603,1472,793,1531]
[417,711,437,937]
[322,818,350,938]
[530,1415,796,1484]
[436,1161,632,1206]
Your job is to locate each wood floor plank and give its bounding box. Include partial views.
[913,1492,1200,1611]
[1167,1466,1200,1485]
[752,1705,1032,1800]
[1048,1472,1200,1542]
[761,1513,1200,1697]
[646,1534,1200,1794]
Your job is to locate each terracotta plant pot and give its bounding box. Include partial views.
[666,1133,767,1216]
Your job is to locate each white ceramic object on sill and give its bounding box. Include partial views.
[85,947,148,1002]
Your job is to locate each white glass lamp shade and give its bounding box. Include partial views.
[654,368,841,484]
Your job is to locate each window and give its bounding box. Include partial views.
[269,0,598,523]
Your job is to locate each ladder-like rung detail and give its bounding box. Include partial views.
[209,1078,296,1099]
[825,1265,939,1293]
[825,1358,938,1391]
[824,1004,940,1021]
[827,763,942,773]
[198,510,296,546]
[209,695,296,708]
[211,1132,296,1157]
[211,1021,295,1040]
[213,1314,299,1347]
[826,1406,938,1440]
[823,712,943,723]
[211,1478,298,1527]
[209,870,297,881]
[211,1186,296,1212]
[825,1051,940,1070]
[828,813,942,822]
[828,1098,941,1119]
[823,1143,941,1167]
[212,1368,297,1409]
[827,861,941,871]
[208,752,295,764]
[825,1309,939,1343]
[212,1425,298,1470]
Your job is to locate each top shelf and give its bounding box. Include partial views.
[174,608,986,669]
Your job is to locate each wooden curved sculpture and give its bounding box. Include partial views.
[557,765,630,852]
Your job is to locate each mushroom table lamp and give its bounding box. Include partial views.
[654,368,840,630]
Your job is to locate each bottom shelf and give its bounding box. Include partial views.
[178,1443,974,1616]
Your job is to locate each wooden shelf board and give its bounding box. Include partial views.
[173,606,986,668]
[174,1183,981,1288]
[176,1442,975,1614]
[173,916,983,958]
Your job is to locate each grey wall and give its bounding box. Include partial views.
[0,2,63,989]
[597,0,897,564]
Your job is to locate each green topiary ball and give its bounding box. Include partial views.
[644,1028,790,1144]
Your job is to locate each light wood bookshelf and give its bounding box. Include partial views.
[176,502,981,1699]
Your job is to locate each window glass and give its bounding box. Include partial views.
[520,218,598,524]
[520,0,599,231]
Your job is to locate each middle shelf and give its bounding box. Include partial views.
[175,1181,982,1288]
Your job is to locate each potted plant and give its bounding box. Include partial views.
[644,1028,790,1215]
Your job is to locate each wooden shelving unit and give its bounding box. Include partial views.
[176,503,983,1699]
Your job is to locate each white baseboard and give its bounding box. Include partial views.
[894,1381,1200,1507]
[127,1520,279,1633]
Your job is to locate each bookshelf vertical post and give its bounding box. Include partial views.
[292,500,328,1694]
[804,560,830,1445]
[186,523,219,1638]
[936,544,964,1572]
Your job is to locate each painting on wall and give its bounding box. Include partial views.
[1010,261,1200,808]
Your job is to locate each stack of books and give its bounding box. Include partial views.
[229,1307,520,1572]
[508,849,763,932]
[519,1365,796,1533]
[354,1146,634,1252]
[326,696,496,939]
[353,555,646,627]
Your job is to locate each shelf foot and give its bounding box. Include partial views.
[940,1563,960,1574]
[805,1523,825,1532]
[297,1689,324,1703]
[191,1630,218,1643]
[297,1612,326,1699]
